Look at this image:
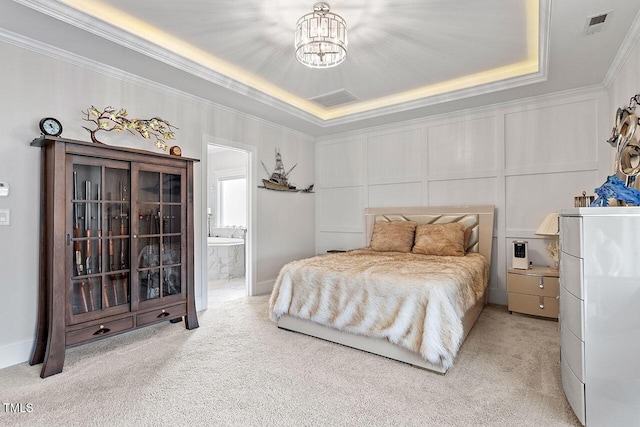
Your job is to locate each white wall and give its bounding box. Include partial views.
[316,88,611,304]
[608,25,640,136]
[0,39,315,369]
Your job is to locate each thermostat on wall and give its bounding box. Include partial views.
[0,182,8,197]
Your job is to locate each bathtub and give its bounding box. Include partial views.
[207,237,245,280]
[208,237,244,246]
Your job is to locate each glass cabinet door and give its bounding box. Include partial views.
[69,160,130,320]
[136,168,185,304]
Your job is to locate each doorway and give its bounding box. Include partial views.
[202,137,257,307]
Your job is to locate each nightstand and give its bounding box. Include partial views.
[507,266,559,319]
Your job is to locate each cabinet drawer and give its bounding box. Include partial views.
[560,324,584,382]
[508,293,559,318]
[560,252,583,299]
[66,317,134,346]
[560,285,584,340]
[561,359,586,425]
[507,273,559,297]
[137,303,186,327]
[560,216,582,258]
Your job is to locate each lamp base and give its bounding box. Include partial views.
[547,240,559,269]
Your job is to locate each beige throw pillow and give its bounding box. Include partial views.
[412,222,467,256]
[369,221,417,253]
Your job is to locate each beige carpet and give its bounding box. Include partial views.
[0,297,580,426]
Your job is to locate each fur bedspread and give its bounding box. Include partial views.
[269,249,489,369]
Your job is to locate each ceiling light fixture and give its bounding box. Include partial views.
[295,2,347,69]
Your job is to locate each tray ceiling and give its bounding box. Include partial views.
[3,0,640,135]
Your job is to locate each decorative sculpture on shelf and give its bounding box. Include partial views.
[81,106,177,150]
[259,149,314,193]
[594,94,640,206]
[592,175,640,207]
[607,95,640,188]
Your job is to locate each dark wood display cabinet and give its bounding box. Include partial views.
[30,136,199,378]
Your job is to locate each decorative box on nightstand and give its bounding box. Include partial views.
[507,266,559,319]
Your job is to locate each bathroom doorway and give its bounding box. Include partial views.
[204,140,254,305]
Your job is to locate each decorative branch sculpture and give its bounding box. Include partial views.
[81,106,177,150]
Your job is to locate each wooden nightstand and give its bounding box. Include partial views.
[507,266,559,319]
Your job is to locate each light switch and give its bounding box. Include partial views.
[0,209,10,225]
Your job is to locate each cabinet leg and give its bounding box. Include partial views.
[40,328,65,378]
[30,304,48,366]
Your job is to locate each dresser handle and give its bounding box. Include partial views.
[539,296,544,309]
[539,304,545,309]
[539,278,544,289]
[157,310,171,318]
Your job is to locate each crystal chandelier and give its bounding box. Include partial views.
[295,2,347,69]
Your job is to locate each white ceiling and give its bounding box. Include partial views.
[3,0,640,136]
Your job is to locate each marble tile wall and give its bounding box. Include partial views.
[207,244,245,281]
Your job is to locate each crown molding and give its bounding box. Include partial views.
[602,6,640,89]
[323,0,551,126]
[0,26,316,141]
[12,0,325,128]
[316,84,607,143]
[14,0,550,128]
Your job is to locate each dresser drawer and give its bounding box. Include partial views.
[561,359,586,425]
[507,273,559,297]
[560,285,584,340]
[560,252,583,299]
[66,317,134,346]
[136,303,186,327]
[560,216,582,258]
[560,323,584,382]
[508,292,559,318]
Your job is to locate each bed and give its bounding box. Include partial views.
[269,205,494,373]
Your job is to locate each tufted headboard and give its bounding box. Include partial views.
[364,205,495,265]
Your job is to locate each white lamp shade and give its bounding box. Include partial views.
[536,212,559,236]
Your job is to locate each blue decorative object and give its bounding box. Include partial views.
[591,175,640,207]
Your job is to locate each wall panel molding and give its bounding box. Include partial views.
[316,87,609,305]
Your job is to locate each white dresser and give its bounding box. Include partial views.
[559,207,640,426]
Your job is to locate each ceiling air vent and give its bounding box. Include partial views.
[309,89,358,108]
[584,11,612,35]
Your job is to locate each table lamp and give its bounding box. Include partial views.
[536,212,559,268]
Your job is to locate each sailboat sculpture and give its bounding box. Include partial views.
[261,150,298,191]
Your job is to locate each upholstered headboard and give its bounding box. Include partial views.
[364,205,495,264]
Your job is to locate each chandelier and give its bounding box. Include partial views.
[295,2,347,69]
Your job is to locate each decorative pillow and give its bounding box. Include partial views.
[369,221,417,253]
[412,222,467,256]
[464,225,473,252]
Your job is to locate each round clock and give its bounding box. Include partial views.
[169,145,182,157]
[39,117,63,137]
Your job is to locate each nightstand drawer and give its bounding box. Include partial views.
[508,293,559,318]
[507,273,559,297]
[66,317,134,346]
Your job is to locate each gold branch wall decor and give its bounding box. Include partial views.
[81,106,177,150]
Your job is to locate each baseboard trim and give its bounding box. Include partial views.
[0,339,34,370]
[255,279,274,296]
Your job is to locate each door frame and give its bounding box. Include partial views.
[201,135,257,305]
